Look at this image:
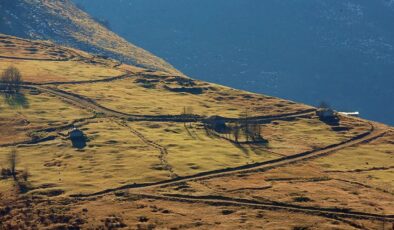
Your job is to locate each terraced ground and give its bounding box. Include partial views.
[0,34,393,229]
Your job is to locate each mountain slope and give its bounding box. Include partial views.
[0,0,181,75]
[0,34,393,229]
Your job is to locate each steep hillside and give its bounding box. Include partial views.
[0,35,393,229]
[0,0,181,75]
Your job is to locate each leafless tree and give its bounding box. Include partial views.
[9,149,17,180]
[233,125,240,143]
[240,110,251,142]
[318,101,331,109]
[22,168,29,182]
[1,66,22,92]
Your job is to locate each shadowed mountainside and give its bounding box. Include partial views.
[0,0,181,75]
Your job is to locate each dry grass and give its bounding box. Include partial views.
[0,59,123,83]
[58,76,310,118]
[0,35,74,60]
[0,119,171,195]
[314,132,393,172]
[262,117,371,156]
[0,89,90,144]
[155,162,394,216]
[0,33,393,229]
[0,192,378,230]
[314,131,394,192]
[151,129,394,216]
[131,121,277,177]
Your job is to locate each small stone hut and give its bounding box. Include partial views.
[69,127,85,140]
[205,116,228,132]
[316,108,337,120]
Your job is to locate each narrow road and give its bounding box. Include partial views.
[71,122,387,197]
[24,73,136,86]
[23,85,316,123]
[30,85,201,122]
[129,193,394,222]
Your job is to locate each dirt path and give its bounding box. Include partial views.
[0,55,71,62]
[325,166,394,174]
[25,85,202,122]
[24,73,136,86]
[113,119,178,178]
[71,122,388,198]
[127,193,394,222]
[23,85,316,123]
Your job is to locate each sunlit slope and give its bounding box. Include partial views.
[0,35,393,229]
[0,0,181,75]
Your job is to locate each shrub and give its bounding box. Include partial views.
[22,168,29,181]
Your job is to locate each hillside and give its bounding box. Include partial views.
[0,34,393,229]
[0,0,181,75]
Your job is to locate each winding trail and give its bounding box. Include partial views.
[113,119,178,178]
[3,38,393,225]
[22,85,316,123]
[71,121,388,198]
[0,55,71,62]
[23,73,136,86]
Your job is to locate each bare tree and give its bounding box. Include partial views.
[318,101,331,109]
[240,110,251,142]
[1,66,22,92]
[233,125,240,143]
[9,149,17,180]
[247,123,262,142]
[22,168,29,182]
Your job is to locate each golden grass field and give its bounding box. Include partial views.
[58,76,310,118]
[0,59,123,83]
[0,89,91,144]
[0,34,393,229]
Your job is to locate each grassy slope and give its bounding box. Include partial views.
[0,35,393,229]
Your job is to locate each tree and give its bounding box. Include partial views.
[233,125,240,143]
[1,66,22,92]
[318,101,331,109]
[9,149,17,180]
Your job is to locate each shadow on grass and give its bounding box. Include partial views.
[1,91,29,109]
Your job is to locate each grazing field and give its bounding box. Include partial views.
[314,131,394,192]
[0,35,75,60]
[262,117,371,155]
[152,154,394,217]
[0,89,91,144]
[0,119,170,195]
[59,76,310,118]
[130,121,277,177]
[0,34,393,229]
[0,59,124,83]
